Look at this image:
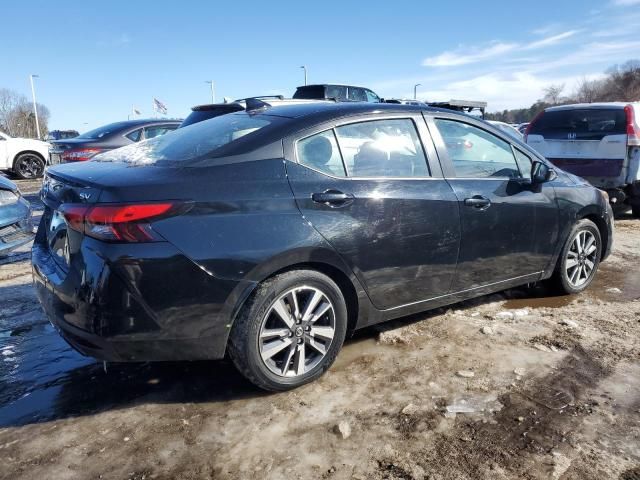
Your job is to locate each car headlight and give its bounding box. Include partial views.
[0,189,19,206]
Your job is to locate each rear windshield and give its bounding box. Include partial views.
[293,86,325,100]
[530,108,626,140]
[180,107,242,128]
[77,122,133,139]
[93,113,279,165]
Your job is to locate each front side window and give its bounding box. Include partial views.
[435,119,520,178]
[336,119,429,177]
[296,130,346,177]
[514,148,533,179]
[365,90,381,103]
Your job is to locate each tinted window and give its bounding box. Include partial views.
[336,119,429,177]
[293,86,326,99]
[93,113,278,165]
[529,108,626,140]
[126,128,142,142]
[435,119,520,178]
[77,122,133,139]
[145,125,177,139]
[297,130,346,177]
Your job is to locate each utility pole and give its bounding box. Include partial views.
[413,83,421,100]
[300,66,307,86]
[205,80,215,103]
[29,74,41,139]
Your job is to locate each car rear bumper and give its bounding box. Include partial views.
[31,228,250,362]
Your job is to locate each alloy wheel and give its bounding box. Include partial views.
[17,155,44,178]
[258,286,335,377]
[566,230,598,288]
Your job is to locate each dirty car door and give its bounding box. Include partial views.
[285,115,461,311]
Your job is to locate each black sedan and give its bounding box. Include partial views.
[33,102,613,391]
[49,119,181,164]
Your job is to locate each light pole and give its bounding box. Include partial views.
[205,80,215,103]
[29,74,41,139]
[300,66,307,86]
[413,83,421,100]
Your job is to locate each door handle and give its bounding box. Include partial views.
[464,196,491,209]
[311,190,355,206]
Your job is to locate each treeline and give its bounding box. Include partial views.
[486,60,640,124]
[0,88,50,138]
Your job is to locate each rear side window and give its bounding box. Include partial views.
[125,128,142,142]
[435,119,521,179]
[144,125,177,139]
[529,108,626,140]
[293,86,326,99]
[337,119,429,177]
[326,85,347,100]
[297,130,346,177]
[347,87,367,102]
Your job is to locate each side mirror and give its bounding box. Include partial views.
[531,160,557,184]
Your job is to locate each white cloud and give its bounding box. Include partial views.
[612,0,640,5]
[423,31,579,68]
[524,30,580,49]
[422,42,517,67]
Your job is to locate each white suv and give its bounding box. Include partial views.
[525,102,640,216]
[0,132,50,179]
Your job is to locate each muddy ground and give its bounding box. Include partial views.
[0,176,639,480]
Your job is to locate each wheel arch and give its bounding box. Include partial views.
[576,208,609,259]
[13,150,46,169]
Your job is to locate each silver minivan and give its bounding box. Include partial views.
[525,102,640,215]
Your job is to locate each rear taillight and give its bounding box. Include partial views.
[524,110,544,143]
[624,105,640,146]
[61,148,103,162]
[60,202,181,242]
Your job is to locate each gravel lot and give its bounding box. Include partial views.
[0,176,639,480]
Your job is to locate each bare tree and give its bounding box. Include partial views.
[0,87,50,138]
[543,84,565,105]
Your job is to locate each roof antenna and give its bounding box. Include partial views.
[245,97,270,112]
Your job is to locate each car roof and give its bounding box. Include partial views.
[114,118,183,126]
[296,84,374,89]
[545,102,639,112]
[255,102,442,120]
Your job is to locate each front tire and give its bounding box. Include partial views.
[549,219,601,295]
[228,269,348,391]
[13,153,45,179]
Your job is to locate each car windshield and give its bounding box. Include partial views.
[93,113,278,165]
[77,122,133,139]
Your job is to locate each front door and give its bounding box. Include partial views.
[285,116,461,311]
[429,116,559,291]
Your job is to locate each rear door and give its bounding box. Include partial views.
[285,114,461,311]
[429,115,559,291]
[526,107,628,179]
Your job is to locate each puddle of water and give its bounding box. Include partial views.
[503,263,640,310]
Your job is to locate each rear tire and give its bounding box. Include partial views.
[228,269,348,391]
[13,153,45,179]
[549,219,601,295]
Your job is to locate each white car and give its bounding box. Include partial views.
[525,102,640,215]
[0,132,50,179]
[487,120,523,139]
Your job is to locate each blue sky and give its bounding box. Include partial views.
[3,0,640,132]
